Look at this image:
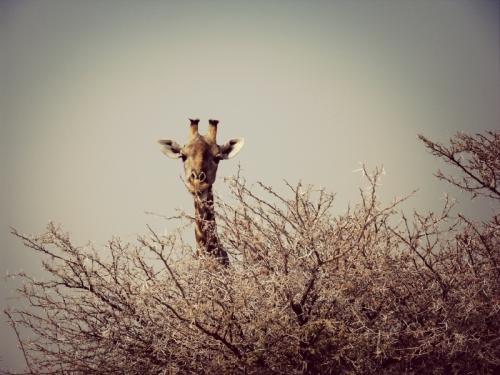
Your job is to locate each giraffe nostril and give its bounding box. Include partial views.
[190,171,197,181]
[198,172,206,182]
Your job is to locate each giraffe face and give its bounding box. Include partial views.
[156,119,244,198]
[180,136,221,197]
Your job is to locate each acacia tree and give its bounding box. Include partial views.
[3,131,500,374]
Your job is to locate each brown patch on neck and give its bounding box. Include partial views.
[193,186,229,266]
[193,187,215,222]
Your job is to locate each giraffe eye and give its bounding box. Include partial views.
[181,154,187,162]
[214,154,221,164]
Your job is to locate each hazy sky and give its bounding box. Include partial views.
[1,0,499,370]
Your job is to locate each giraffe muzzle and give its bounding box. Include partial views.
[190,171,206,183]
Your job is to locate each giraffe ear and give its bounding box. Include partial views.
[220,138,245,160]
[156,139,183,159]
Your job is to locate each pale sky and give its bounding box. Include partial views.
[1,0,499,370]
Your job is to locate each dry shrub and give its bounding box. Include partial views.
[4,131,500,374]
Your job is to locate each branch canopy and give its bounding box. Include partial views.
[4,131,500,375]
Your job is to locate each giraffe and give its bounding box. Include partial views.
[156,119,244,266]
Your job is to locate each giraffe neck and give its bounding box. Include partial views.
[193,186,229,266]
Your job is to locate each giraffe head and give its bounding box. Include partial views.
[157,119,244,198]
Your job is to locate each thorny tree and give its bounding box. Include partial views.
[3,131,500,374]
